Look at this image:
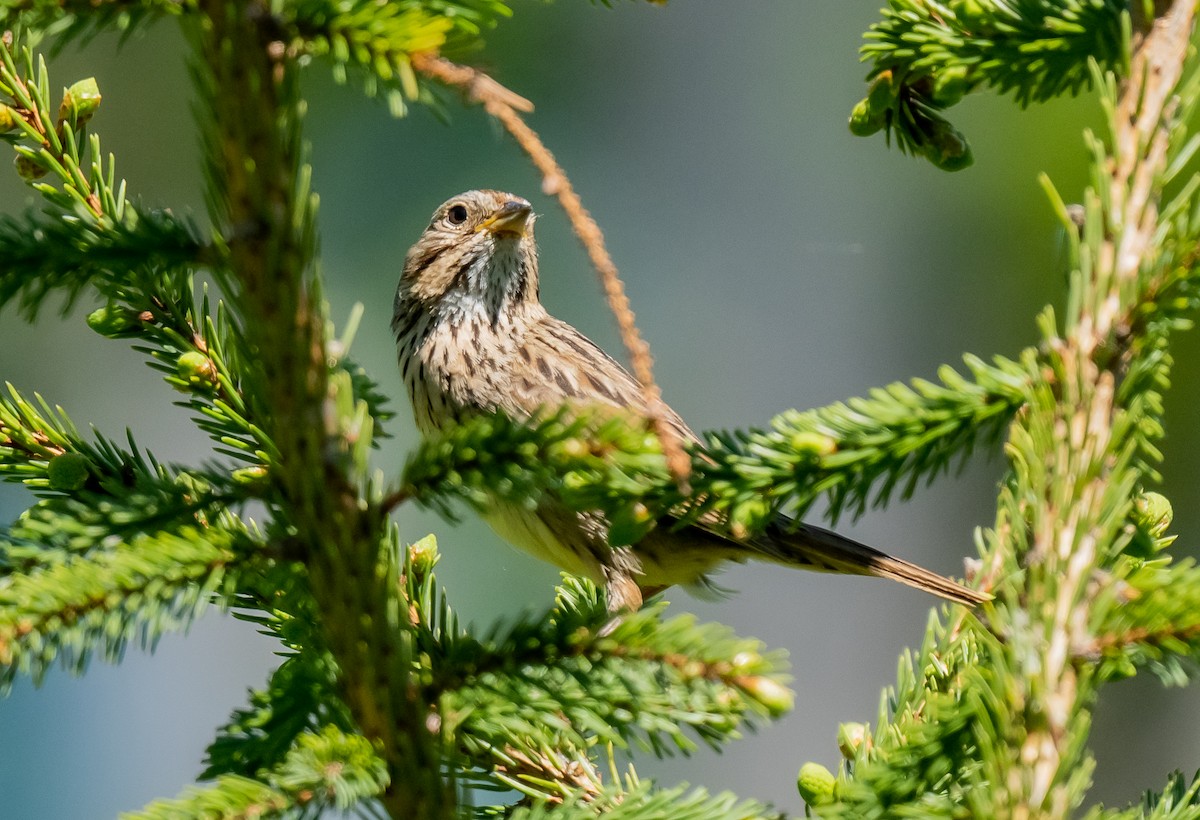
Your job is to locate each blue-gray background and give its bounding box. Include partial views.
[3,2,1199,816]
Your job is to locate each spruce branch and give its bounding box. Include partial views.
[0,523,243,691]
[695,352,1028,526]
[807,613,999,817]
[1085,558,1200,686]
[0,2,186,44]
[287,0,513,117]
[492,750,604,806]
[11,2,1200,816]
[995,8,1198,811]
[394,408,669,530]
[440,577,790,768]
[397,352,1026,545]
[853,0,1128,168]
[1,473,244,573]
[404,541,793,807]
[0,383,249,556]
[816,4,1200,816]
[0,381,79,475]
[127,726,388,820]
[0,35,122,219]
[1082,769,1200,820]
[0,35,267,464]
[203,560,349,781]
[122,775,292,820]
[0,205,202,319]
[495,779,780,820]
[201,647,344,782]
[195,3,447,814]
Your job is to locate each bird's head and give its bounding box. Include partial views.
[396,190,540,324]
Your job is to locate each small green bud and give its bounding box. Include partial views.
[555,437,589,459]
[231,465,269,493]
[14,152,47,181]
[175,351,218,390]
[797,762,837,806]
[848,97,884,137]
[729,497,771,541]
[0,104,21,133]
[866,69,899,110]
[837,722,868,759]
[736,675,794,716]
[59,77,101,127]
[931,66,971,107]
[47,452,90,491]
[923,121,974,171]
[949,0,990,24]
[409,533,440,575]
[790,431,837,457]
[850,70,899,138]
[86,305,141,338]
[730,650,761,674]
[1103,654,1138,681]
[1134,492,1173,538]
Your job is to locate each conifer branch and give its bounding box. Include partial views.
[814,4,1200,816]
[201,648,343,781]
[0,37,121,220]
[202,561,348,780]
[0,524,243,691]
[0,1,186,42]
[409,548,791,804]
[127,726,388,820]
[807,617,997,816]
[696,352,1028,525]
[195,3,448,814]
[1085,559,1200,686]
[0,37,265,464]
[287,0,512,117]
[2,478,243,571]
[0,383,78,474]
[853,0,1128,168]
[998,7,1197,812]
[499,780,779,820]
[397,352,1027,543]
[0,206,202,320]
[484,744,605,805]
[445,628,786,763]
[1082,769,1200,819]
[440,578,790,766]
[122,775,292,820]
[0,383,247,546]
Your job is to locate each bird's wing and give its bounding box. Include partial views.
[513,315,750,540]
[507,315,700,446]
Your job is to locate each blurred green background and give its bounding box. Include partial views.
[2,2,1199,816]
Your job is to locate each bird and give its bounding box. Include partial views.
[392,189,988,612]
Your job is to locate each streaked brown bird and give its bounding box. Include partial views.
[393,189,987,612]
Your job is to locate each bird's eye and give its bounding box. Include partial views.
[446,204,468,225]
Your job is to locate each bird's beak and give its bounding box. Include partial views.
[478,199,532,237]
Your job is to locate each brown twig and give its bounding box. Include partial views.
[411,53,692,487]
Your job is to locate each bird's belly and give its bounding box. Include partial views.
[631,528,745,590]
[481,502,604,582]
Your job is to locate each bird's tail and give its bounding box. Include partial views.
[761,523,989,606]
